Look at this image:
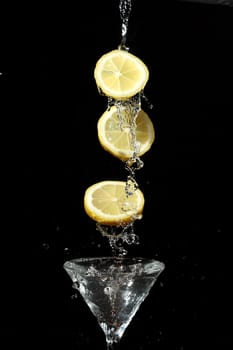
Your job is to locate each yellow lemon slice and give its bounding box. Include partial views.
[84,181,145,226]
[97,106,155,161]
[94,49,149,99]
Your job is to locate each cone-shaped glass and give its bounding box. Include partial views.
[64,257,165,348]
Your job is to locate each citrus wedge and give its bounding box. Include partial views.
[97,106,155,161]
[94,49,149,99]
[84,181,145,226]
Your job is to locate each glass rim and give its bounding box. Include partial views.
[64,256,165,269]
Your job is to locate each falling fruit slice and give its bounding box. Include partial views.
[97,106,155,161]
[94,49,149,99]
[84,180,144,226]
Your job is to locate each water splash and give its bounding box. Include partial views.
[96,222,139,257]
[101,92,152,255]
[108,93,144,196]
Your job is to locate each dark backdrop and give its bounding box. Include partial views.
[2,0,232,349]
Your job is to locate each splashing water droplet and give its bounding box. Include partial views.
[112,94,144,198]
[72,282,80,290]
[121,23,127,37]
[121,201,135,212]
[96,222,140,257]
[71,293,79,300]
[64,247,70,255]
[125,177,138,197]
[141,90,154,109]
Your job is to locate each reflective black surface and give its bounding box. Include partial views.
[180,0,233,6]
[2,0,233,349]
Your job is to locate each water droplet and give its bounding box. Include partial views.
[97,86,105,96]
[72,282,80,290]
[42,242,50,250]
[121,23,127,37]
[136,214,143,220]
[121,201,134,212]
[125,233,139,245]
[71,293,79,300]
[127,279,133,287]
[64,247,70,254]
[125,177,138,196]
[140,91,154,109]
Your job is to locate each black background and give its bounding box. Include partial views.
[1,0,233,349]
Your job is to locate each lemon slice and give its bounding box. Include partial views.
[97,106,155,161]
[94,49,149,99]
[84,181,145,226]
